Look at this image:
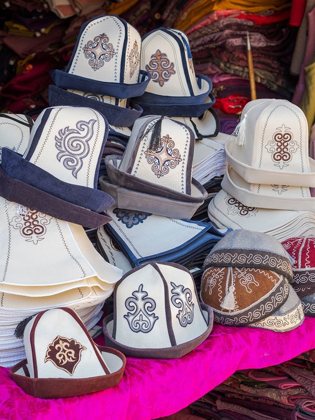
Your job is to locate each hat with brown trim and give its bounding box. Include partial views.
[10,308,126,399]
[201,230,298,329]
[103,262,213,358]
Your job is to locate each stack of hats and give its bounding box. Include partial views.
[208,189,315,241]
[103,262,214,359]
[97,207,224,269]
[282,237,315,317]
[100,116,209,219]
[201,230,304,332]
[208,98,315,240]
[0,113,33,162]
[49,15,151,136]
[0,106,123,367]
[222,99,315,211]
[132,27,226,184]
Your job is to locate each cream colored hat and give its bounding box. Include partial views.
[225,99,315,187]
[10,308,126,398]
[103,262,213,358]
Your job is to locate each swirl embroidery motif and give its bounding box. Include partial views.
[44,335,86,376]
[265,124,299,170]
[145,50,176,87]
[145,134,182,178]
[236,269,259,293]
[55,119,96,179]
[170,282,194,327]
[124,284,159,333]
[128,40,140,78]
[9,207,52,245]
[226,197,257,217]
[113,208,151,228]
[83,33,116,71]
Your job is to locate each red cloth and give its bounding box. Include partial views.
[282,238,315,270]
[2,319,315,419]
[290,0,307,26]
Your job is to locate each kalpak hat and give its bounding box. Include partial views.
[10,308,126,398]
[103,262,213,358]
[100,116,207,219]
[0,113,33,162]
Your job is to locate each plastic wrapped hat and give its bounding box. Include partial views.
[100,116,207,219]
[0,114,33,163]
[10,308,126,398]
[1,106,114,227]
[133,28,219,138]
[201,230,304,332]
[222,99,315,211]
[282,237,315,317]
[103,262,213,358]
[51,15,150,98]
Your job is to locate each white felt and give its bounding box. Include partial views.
[68,16,141,84]
[0,114,31,163]
[157,263,207,345]
[27,106,106,188]
[115,264,172,348]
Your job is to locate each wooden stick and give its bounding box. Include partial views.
[247,31,257,101]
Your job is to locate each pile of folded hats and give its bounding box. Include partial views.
[97,208,224,271]
[0,105,123,367]
[208,98,315,241]
[49,15,150,137]
[282,237,315,317]
[190,349,315,420]
[201,229,304,332]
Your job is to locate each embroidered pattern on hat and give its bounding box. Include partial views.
[251,303,304,330]
[145,134,182,178]
[265,125,299,170]
[113,209,152,228]
[44,335,87,376]
[9,208,52,245]
[145,50,176,87]
[124,284,159,333]
[83,33,116,71]
[170,282,194,327]
[271,185,289,195]
[226,197,257,217]
[128,40,140,78]
[55,119,96,179]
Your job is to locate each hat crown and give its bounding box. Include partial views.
[233,99,309,173]
[113,263,208,349]
[119,116,194,194]
[141,28,205,97]
[209,229,291,260]
[67,15,142,85]
[282,237,315,269]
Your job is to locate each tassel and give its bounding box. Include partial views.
[220,285,236,311]
[144,115,165,152]
[235,114,247,147]
[14,315,36,339]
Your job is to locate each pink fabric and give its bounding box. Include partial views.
[2,319,315,420]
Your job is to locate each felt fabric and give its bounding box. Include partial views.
[2,319,315,419]
[2,148,115,213]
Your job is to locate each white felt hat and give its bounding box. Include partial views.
[225,99,315,187]
[10,308,126,398]
[103,262,213,358]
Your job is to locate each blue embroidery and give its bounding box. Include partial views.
[124,284,159,333]
[55,119,96,179]
[113,209,151,229]
[170,282,194,327]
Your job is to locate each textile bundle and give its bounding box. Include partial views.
[188,350,315,420]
